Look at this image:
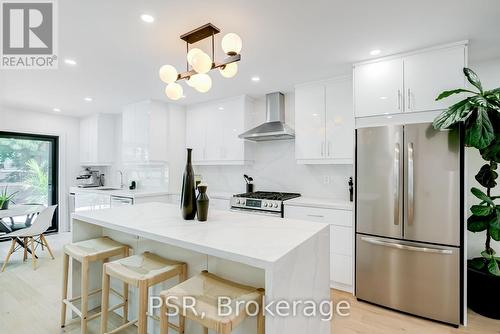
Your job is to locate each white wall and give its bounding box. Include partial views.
[466,58,500,257]
[195,93,353,200]
[0,107,80,232]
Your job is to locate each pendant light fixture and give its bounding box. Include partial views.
[159,23,242,99]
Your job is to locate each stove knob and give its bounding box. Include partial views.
[264,202,268,207]
[236,199,240,204]
[274,203,279,208]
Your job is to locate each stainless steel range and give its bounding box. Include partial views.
[230,191,301,217]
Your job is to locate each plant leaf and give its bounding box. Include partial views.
[433,98,472,130]
[468,257,486,270]
[481,249,496,259]
[435,89,475,101]
[467,214,489,232]
[470,204,493,216]
[490,209,500,241]
[487,258,500,276]
[464,68,483,93]
[480,134,500,163]
[469,95,489,108]
[464,107,495,149]
[471,187,495,205]
[474,164,498,188]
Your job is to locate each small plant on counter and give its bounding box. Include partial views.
[0,186,18,210]
[433,67,500,319]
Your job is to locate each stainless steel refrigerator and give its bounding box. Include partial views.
[355,122,462,326]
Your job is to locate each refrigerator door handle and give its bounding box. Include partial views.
[393,143,401,226]
[408,142,414,225]
[360,237,453,255]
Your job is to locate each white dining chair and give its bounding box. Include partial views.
[1,205,58,271]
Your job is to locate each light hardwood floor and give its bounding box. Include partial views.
[0,233,498,334]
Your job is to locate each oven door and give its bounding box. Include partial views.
[230,207,282,217]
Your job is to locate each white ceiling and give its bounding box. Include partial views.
[1,0,500,117]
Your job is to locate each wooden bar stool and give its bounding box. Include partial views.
[61,237,129,334]
[100,251,187,334]
[160,271,265,334]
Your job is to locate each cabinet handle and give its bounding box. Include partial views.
[321,142,324,157]
[407,88,411,110]
[397,90,401,110]
[307,214,325,218]
[327,142,331,157]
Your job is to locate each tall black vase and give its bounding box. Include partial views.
[181,148,197,220]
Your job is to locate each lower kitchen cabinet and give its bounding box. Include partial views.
[284,204,354,292]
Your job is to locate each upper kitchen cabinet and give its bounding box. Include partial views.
[122,100,169,163]
[354,58,403,117]
[404,45,466,112]
[186,95,254,165]
[354,42,467,117]
[79,113,115,166]
[295,76,354,164]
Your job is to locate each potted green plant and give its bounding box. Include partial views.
[433,68,500,319]
[0,186,18,210]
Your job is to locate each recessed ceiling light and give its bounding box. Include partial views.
[379,96,388,100]
[84,97,93,102]
[251,76,260,82]
[140,14,155,23]
[64,59,77,65]
[218,106,224,111]
[370,49,381,56]
[53,108,61,112]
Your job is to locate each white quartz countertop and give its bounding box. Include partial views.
[284,197,353,210]
[70,186,173,198]
[72,202,329,269]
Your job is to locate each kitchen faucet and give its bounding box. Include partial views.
[117,170,124,189]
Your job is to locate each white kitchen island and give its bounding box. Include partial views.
[71,202,330,334]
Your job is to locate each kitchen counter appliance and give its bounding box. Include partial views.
[76,168,102,188]
[355,123,463,326]
[231,191,300,217]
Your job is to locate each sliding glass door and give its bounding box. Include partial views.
[0,132,58,234]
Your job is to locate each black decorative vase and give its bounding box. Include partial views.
[181,148,197,220]
[467,266,500,319]
[196,184,209,222]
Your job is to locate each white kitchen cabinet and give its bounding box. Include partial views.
[295,77,354,164]
[79,114,115,166]
[354,58,403,117]
[284,204,353,292]
[404,45,466,113]
[75,192,111,212]
[354,42,467,117]
[122,100,169,163]
[186,96,254,165]
[295,84,325,160]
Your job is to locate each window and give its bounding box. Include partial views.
[0,132,58,234]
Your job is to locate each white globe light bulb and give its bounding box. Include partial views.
[187,48,203,66]
[191,52,212,74]
[186,74,200,87]
[219,62,238,78]
[159,65,178,84]
[221,33,242,55]
[165,82,183,100]
[193,73,212,93]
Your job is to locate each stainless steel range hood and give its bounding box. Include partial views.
[239,92,295,141]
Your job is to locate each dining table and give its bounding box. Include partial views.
[0,204,45,256]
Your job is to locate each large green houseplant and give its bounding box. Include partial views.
[433,68,500,319]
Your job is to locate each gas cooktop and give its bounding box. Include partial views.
[231,191,301,216]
